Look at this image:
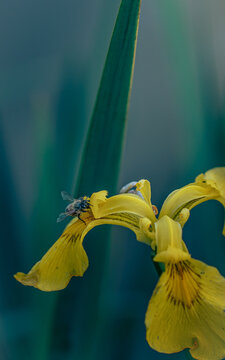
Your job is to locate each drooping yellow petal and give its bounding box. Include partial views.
[196,168,225,234]
[159,183,219,221]
[14,213,147,291]
[146,216,225,359]
[14,212,93,291]
[196,167,225,201]
[159,168,225,231]
[145,258,225,360]
[14,190,157,291]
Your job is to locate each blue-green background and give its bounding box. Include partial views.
[1,1,225,359]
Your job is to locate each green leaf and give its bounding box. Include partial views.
[76,0,142,195]
[30,1,142,359]
[55,1,142,359]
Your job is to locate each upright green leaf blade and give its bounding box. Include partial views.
[54,1,142,359]
[76,0,142,195]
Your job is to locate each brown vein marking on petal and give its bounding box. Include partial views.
[70,234,77,243]
[61,232,79,243]
[173,197,205,220]
[103,213,140,229]
[165,261,202,309]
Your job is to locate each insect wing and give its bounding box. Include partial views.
[120,181,138,194]
[61,191,74,202]
[119,181,144,200]
[57,212,68,223]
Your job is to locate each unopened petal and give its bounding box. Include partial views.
[14,215,92,291]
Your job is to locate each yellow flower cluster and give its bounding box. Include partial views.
[14,168,225,360]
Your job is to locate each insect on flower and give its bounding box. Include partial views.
[57,191,91,224]
[120,181,158,215]
[120,180,143,196]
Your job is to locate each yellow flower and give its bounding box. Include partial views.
[14,167,225,359]
[146,215,225,360]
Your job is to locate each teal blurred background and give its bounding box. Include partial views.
[1,0,225,359]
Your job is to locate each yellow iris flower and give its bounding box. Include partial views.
[14,167,225,360]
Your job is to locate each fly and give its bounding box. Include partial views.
[57,191,91,224]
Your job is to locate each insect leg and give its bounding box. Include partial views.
[78,213,86,225]
[80,208,89,213]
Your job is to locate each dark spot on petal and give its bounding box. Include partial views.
[192,338,199,349]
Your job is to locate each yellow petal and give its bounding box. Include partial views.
[119,179,152,204]
[160,183,219,220]
[135,179,151,205]
[91,190,156,244]
[145,259,225,360]
[196,167,225,200]
[92,192,156,227]
[120,179,159,215]
[14,189,157,291]
[154,216,190,263]
[90,190,157,245]
[14,213,93,291]
[176,207,190,227]
[90,190,108,206]
[154,247,190,263]
[14,211,150,291]
[196,168,225,234]
[159,168,222,228]
[139,217,155,247]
